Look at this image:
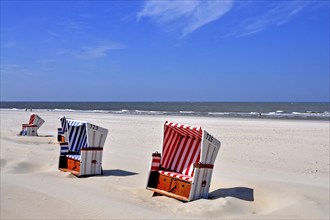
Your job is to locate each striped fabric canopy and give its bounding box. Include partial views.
[67,120,88,153]
[59,116,68,132]
[29,114,36,125]
[67,119,86,127]
[29,114,45,128]
[161,121,203,177]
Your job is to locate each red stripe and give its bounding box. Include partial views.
[179,138,196,175]
[170,136,188,172]
[182,139,200,176]
[158,170,193,182]
[161,129,176,167]
[29,114,36,125]
[160,121,203,177]
[189,139,201,176]
[162,128,180,168]
[165,123,202,139]
[163,133,180,168]
[176,138,193,173]
[151,166,160,171]
[190,141,201,176]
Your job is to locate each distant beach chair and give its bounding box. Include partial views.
[58,118,108,177]
[146,121,221,202]
[20,113,45,136]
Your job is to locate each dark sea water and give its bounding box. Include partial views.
[1,102,329,120]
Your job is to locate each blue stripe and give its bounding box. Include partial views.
[70,126,80,152]
[60,117,68,132]
[66,155,81,160]
[81,134,88,149]
[75,125,85,152]
[68,124,87,153]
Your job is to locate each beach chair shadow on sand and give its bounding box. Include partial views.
[57,117,108,177]
[209,187,254,201]
[19,113,45,136]
[146,121,221,202]
[102,169,138,177]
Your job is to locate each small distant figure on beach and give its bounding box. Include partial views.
[30,108,32,112]
[258,112,262,117]
[25,108,27,111]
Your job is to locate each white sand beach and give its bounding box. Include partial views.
[1,109,329,219]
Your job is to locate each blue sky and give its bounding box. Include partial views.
[1,0,329,102]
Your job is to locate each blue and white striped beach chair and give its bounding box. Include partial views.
[58,118,108,176]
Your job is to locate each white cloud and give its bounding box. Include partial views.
[138,0,233,36]
[75,41,125,60]
[231,2,310,37]
[138,1,323,38]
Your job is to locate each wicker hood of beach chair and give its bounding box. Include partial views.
[58,118,108,177]
[146,121,221,202]
[20,113,45,136]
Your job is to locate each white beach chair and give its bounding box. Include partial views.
[58,118,108,177]
[20,113,45,136]
[146,121,221,202]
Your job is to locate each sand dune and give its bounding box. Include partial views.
[1,110,329,219]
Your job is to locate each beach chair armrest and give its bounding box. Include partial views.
[150,151,161,171]
[80,147,103,151]
[60,142,69,156]
[194,163,214,169]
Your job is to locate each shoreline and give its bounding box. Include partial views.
[1,108,329,122]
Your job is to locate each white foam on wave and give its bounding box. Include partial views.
[179,111,195,114]
[53,108,76,112]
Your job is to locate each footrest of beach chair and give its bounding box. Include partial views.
[158,170,193,182]
[66,154,81,161]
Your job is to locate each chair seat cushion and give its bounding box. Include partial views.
[66,154,81,161]
[158,170,193,182]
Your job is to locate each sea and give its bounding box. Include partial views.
[1,102,329,121]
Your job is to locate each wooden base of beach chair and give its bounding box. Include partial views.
[147,172,191,202]
[67,158,80,173]
[58,156,80,176]
[58,168,80,176]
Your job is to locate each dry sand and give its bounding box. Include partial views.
[1,109,329,219]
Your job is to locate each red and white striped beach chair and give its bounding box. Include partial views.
[58,118,108,177]
[146,121,221,202]
[20,113,45,136]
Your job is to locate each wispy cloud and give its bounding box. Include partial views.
[137,0,233,36]
[75,40,125,60]
[137,1,322,38]
[232,1,310,37]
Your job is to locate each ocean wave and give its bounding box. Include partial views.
[1,107,329,120]
[53,108,76,112]
[179,111,195,114]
